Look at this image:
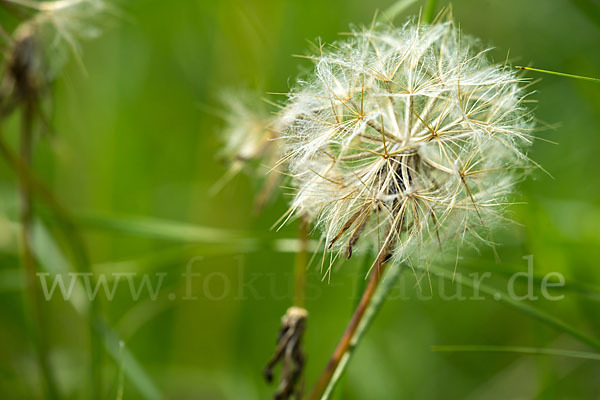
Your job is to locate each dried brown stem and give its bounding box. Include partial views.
[264,307,308,399]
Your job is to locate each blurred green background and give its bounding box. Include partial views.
[1,0,600,399]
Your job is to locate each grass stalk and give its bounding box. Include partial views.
[31,221,162,400]
[323,262,406,400]
[423,0,438,24]
[431,345,600,361]
[307,244,399,400]
[115,341,125,400]
[424,264,600,352]
[309,251,600,400]
[516,66,600,83]
[17,101,60,399]
[0,128,102,399]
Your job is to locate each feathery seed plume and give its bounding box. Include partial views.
[280,19,536,272]
[216,91,286,211]
[1,0,109,110]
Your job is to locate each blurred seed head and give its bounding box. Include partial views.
[219,91,279,167]
[215,91,286,211]
[279,19,536,269]
[1,0,110,109]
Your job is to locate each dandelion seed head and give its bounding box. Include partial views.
[280,20,536,267]
[219,91,279,167]
[215,91,287,210]
[2,0,110,97]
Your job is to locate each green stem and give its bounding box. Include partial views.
[516,66,600,83]
[321,264,406,399]
[18,101,60,399]
[307,240,403,400]
[423,0,438,24]
[332,250,378,400]
[431,345,600,361]
[0,130,102,399]
[425,264,600,352]
[353,250,375,310]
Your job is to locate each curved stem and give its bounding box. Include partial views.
[0,130,102,399]
[322,263,406,399]
[307,247,397,400]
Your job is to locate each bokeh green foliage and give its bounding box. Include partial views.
[0,0,599,399]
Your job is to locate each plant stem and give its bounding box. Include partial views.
[515,66,600,83]
[329,264,406,399]
[431,345,600,361]
[352,250,375,310]
[18,101,60,399]
[293,218,309,308]
[0,128,102,399]
[307,245,400,400]
[423,0,438,24]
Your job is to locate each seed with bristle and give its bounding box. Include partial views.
[279,19,536,270]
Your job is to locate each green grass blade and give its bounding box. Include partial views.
[115,341,125,400]
[352,250,376,310]
[432,345,600,361]
[516,66,600,83]
[75,212,322,253]
[31,221,163,400]
[321,264,407,400]
[76,212,247,243]
[96,319,161,400]
[458,257,600,301]
[423,0,438,24]
[378,0,418,23]
[425,264,600,352]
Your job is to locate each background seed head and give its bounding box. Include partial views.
[2,0,110,99]
[219,91,279,168]
[216,91,287,211]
